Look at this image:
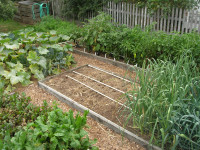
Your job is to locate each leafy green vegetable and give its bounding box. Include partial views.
[0,28,75,90]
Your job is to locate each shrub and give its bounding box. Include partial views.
[34,16,79,36]
[0,0,15,20]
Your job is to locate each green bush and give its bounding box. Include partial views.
[34,16,78,36]
[80,12,115,52]
[0,0,15,20]
[78,13,200,67]
[62,0,105,20]
[125,54,200,149]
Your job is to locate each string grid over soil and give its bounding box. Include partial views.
[16,53,144,150]
[44,65,147,140]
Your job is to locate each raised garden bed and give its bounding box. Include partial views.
[38,64,161,150]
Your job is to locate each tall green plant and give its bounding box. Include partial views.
[125,54,200,149]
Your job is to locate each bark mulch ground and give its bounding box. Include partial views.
[16,52,144,150]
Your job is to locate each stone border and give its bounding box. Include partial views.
[38,65,161,150]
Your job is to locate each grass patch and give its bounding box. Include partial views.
[0,20,28,32]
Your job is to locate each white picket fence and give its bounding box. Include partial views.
[52,0,200,33]
[103,1,200,33]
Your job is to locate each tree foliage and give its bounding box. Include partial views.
[121,0,200,13]
[0,0,15,20]
[62,0,200,19]
[62,0,106,20]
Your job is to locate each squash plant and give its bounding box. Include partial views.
[0,28,75,91]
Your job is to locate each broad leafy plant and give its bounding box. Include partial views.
[0,89,52,140]
[1,108,98,150]
[0,28,75,91]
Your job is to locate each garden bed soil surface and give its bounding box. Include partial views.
[16,53,144,150]
[44,65,143,137]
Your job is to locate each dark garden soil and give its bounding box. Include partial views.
[16,53,145,150]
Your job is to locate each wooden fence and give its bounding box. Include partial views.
[104,1,200,33]
[52,0,200,33]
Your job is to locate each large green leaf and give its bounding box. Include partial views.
[29,64,44,80]
[1,49,13,56]
[50,30,57,35]
[4,43,20,50]
[0,77,5,89]
[49,36,60,43]
[27,51,41,64]
[38,47,49,55]
[18,72,32,86]
[38,56,47,69]
[0,63,4,75]
[0,46,4,52]
[0,56,5,62]
[2,70,23,85]
[51,44,63,51]
[59,34,70,41]
[64,44,73,52]
[36,32,44,38]
[28,51,47,69]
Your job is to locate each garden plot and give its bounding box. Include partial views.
[40,65,141,132]
[44,65,133,120]
[39,64,160,149]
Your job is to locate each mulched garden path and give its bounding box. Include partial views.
[16,52,144,150]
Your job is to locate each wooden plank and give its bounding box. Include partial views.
[121,2,124,24]
[144,7,147,28]
[141,7,144,28]
[189,10,194,32]
[157,9,160,30]
[170,8,175,32]
[160,9,163,31]
[119,2,122,25]
[185,11,190,33]
[166,11,171,33]
[124,2,127,25]
[129,3,132,27]
[163,13,167,32]
[177,8,182,32]
[116,2,119,25]
[194,10,198,31]
[113,2,116,23]
[146,7,150,26]
[153,12,157,30]
[181,9,186,33]
[132,4,135,27]
[127,3,130,27]
[110,1,112,22]
[135,5,138,25]
[174,8,179,31]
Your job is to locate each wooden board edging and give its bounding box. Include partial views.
[73,48,141,72]
[38,81,161,150]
